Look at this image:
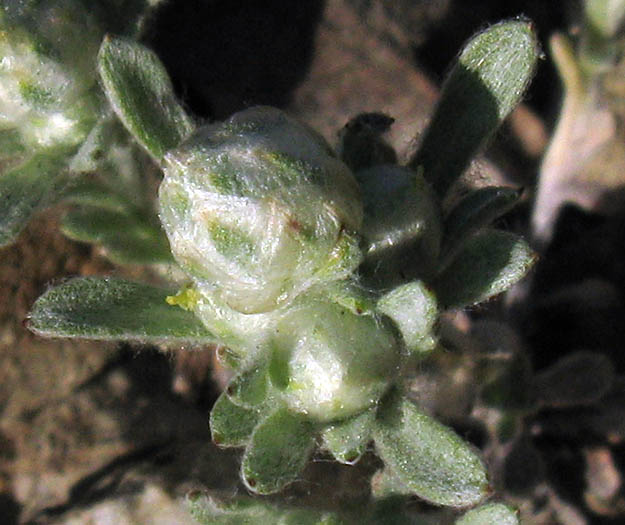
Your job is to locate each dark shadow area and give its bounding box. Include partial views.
[413,62,500,196]
[144,0,325,120]
[523,205,625,372]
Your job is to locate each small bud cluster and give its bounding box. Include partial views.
[29,21,540,514]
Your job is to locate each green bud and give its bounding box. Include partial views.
[0,1,101,150]
[268,293,400,422]
[159,106,363,314]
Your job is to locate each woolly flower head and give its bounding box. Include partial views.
[159,106,364,313]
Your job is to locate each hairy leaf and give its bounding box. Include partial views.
[442,186,522,264]
[0,152,68,246]
[187,492,344,525]
[241,407,315,494]
[28,277,215,343]
[373,394,490,507]
[98,36,195,160]
[60,208,173,265]
[433,230,536,308]
[210,392,261,448]
[409,20,539,197]
[321,409,374,464]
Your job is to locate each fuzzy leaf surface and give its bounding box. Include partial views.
[187,492,344,525]
[442,186,522,264]
[409,20,539,197]
[321,408,374,464]
[61,208,173,265]
[372,394,490,507]
[225,358,269,409]
[533,351,615,408]
[377,281,438,355]
[456,502,519,525]
[28,277,216,343]
[0,152,68,246]
[210,392,261,448]
[433,229,536,308]
[241,407,315,494]
[98,36,194,160]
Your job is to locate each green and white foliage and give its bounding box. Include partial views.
[29,19,539,514]
[0,0,170,263]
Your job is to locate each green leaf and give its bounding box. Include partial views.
[241,407,315,494]
[442,186,522,265]
[60,208,174,265]
[321,409,374,464]
[456,502,519,525]
[187,492,283,525]
[432,230,537,308]
[187,492,345,525]
[377,281,438,356]
[0,152,68,247]
[97,35,195,161]
[225,358,269,409]
[209,392,261,448]
[372,393,490,508]
[28,277,216,344]
[60,178,133,214]
[358,165,442,287]
[409,21,539,197]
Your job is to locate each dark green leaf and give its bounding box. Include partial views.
[373,393,490,507]
[433,229,536,308]
[241,407,315,494]
[442,186,522,265]
[358,165,442,287]
[98,36,195,160]
[409,21,539,197]
[210,392,261,448]
[61,179,133,214]
[28,277,216,344]
[60,208,173,265]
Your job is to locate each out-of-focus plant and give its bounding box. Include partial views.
[437,317,625,523]
[0,0,172,265]
[532,0,625,244]
[26,19,539,524]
